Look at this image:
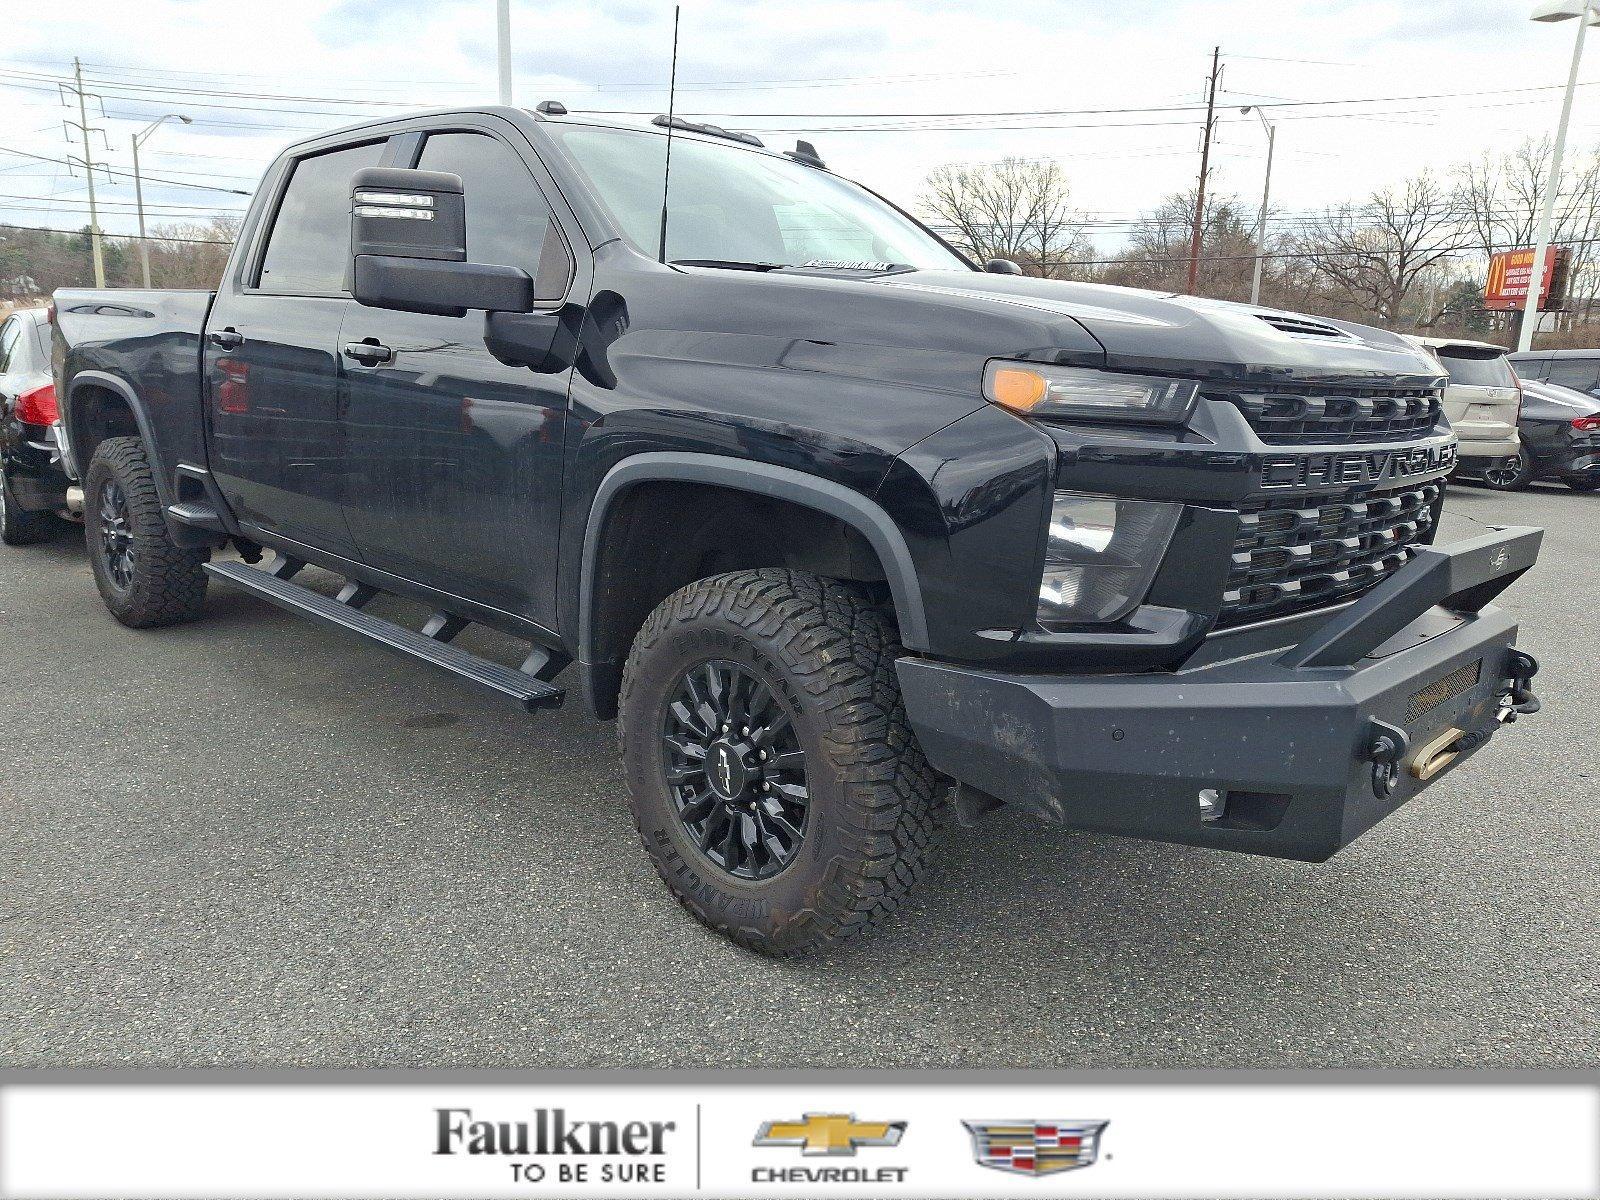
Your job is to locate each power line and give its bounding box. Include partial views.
[0,145,251,195]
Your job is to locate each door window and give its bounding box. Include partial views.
[417,132,565,294]
[1547,359,1600,393]
[257,141,386,295]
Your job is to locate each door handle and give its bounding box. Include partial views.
[208,327,243,350]
[343,340,393,366]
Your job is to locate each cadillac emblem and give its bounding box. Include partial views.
[962,1119,1109,1176]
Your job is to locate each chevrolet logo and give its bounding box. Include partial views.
[753,1113,906,1156]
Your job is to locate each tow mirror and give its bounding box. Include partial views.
[349,166,534,318]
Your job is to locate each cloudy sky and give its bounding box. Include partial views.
[3,0,1599,256]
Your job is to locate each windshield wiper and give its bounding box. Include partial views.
[669,258,784,272]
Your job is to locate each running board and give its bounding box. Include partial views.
[204,559,564,711]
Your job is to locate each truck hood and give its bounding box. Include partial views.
[867,271,1444,389]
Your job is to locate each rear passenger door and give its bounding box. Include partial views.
[339,128,576,627]
[205,139,386,559]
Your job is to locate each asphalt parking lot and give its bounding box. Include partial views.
[1,482,1595,1069]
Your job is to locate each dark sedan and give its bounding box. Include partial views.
[1475,376,1600,491]
[0,305,72,543]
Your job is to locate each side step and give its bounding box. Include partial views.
[166,501,226,532]
[204,559,564,711]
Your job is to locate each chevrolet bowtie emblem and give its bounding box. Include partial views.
[753,1113,906,1156]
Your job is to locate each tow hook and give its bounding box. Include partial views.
[1366,719,1410,800]
[1499,649,1541,721]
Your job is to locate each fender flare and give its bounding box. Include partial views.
[63,371,172,507]
[578,452,931,663]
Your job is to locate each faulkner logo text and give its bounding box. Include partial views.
[434,1107,676,1185]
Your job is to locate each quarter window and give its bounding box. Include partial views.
[0,318,20,373]
[257,141,386,295]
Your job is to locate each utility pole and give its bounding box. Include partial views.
[1186,46,1222,296]
[61,58,110,287]
[497,0,513,104]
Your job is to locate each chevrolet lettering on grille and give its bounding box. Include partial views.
[1260,442,1456,490]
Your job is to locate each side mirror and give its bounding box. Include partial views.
[983,257,1024,276]
[349,167,534,318]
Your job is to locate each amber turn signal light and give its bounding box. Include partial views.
[988,366,1049,412]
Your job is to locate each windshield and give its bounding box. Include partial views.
[547,124,968,272]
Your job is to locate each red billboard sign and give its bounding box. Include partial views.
[1484,245,1569,310]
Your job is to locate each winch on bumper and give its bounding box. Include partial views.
[898,526,1542,862]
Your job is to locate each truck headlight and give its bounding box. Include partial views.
[1038,492,1181,625]
[984,361,1199,424]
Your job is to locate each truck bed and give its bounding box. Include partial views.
[53,288,217,504]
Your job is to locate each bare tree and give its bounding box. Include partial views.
[1102,189,1264,298]
[139,215,241,289]
[1456,137,1600,322]
[1294,173,1465,325]
[918,157,1091,276]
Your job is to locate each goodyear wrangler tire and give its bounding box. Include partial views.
[618,569,942,955]
[84,437,209,628]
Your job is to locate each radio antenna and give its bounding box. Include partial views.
[657,5,680,264]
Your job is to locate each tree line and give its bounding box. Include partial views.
[0,216,240,304]
[919,136,1600,346]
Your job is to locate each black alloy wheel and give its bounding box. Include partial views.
[98,477,136,590]
[662,658,809,880]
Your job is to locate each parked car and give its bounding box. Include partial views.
[1405,336,1522,475]
[0,305,72,545]
[1473,377,1600,491]
[50,106,1543,954]
[1507,348,1600,400]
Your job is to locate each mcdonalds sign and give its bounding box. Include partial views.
[1484,245,1569,310]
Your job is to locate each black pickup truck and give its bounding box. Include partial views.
[52,104,1543,954]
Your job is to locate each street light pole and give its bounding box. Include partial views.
[131,114,192,290]
[1519,0,1598,351]
[1241,106,1276,307]
[497,0,513,104]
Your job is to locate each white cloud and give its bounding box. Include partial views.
[2,0,1597,249]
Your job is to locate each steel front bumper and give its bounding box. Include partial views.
[898,527,1543,862]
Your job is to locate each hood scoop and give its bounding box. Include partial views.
[1255,312,1353,341]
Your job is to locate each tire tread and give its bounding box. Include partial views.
[618,569,943,955]
[84,436,208,627]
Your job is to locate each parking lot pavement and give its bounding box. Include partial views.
[1,482,1596,1071]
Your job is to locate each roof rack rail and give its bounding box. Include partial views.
[650,114,764,148]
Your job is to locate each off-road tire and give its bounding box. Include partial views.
[84,437,209,627]
[0,462,56,546]
[618,569,942,955]
[1481,448,1534,491]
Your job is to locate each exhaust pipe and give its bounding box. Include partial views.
[64,485,85,517]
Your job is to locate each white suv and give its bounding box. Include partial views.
[1406,336,1521,466]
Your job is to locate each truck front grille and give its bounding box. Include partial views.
[1209,385,1442,445]
[1219,481,1441,627]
